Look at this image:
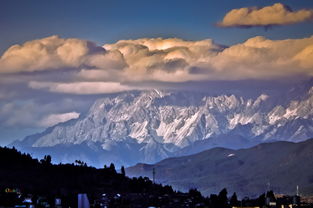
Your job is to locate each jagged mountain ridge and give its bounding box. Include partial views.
[13,86,313,167]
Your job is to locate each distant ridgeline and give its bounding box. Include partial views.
[0,146,306,207]
[127,138,313,198]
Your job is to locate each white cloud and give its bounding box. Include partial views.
[218,3,313,28]
[29,81,136,94]
[0,98,90,128]
[208,36,313,79]
[0,102,38,127]
[1,35,313,95]
[0,35,126,73]
[38,112,80,127]
[103,35,313,81]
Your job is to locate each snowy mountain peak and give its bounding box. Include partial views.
[15,87,313,167]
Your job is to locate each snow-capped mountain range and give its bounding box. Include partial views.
[12,85,313,167]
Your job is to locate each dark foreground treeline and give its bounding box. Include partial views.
[0,146,305,208]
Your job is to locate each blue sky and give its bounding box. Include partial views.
[1,0,313,55]
[0,0,313,145]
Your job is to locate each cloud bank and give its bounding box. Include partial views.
[0,99,82,128]
[218,3,313,28]
[1,35,313,95]
[29,81,135,94]
[0,35,125,73]
[39,112,80,127]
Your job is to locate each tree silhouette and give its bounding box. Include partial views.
[40,155,52,165]
[121,166,126,176]
[230,192,239,207]
[210,194,219,208]
[188,188,202,199]
[109,163,116,174]
[218,188,229,208]
[0,146,225,208]
[256,193,266,207]
[75,160,87,166]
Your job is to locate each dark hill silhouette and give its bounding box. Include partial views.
[127,138,313,198]
[0,144,308,207]
[0,146,178,207]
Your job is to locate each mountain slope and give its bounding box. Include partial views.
[127,138,313,198]
[12,86,313,167]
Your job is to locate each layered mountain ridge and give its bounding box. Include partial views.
[127,138,313,197]
[12,85,313,167]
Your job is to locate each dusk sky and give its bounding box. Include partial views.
[1,0,313,52]
[1,0,313,145]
